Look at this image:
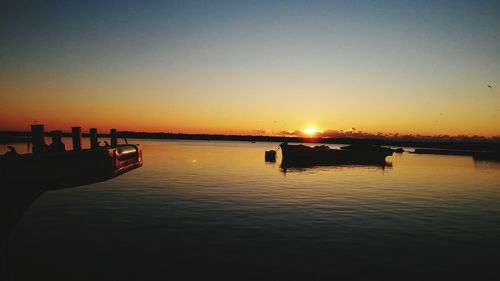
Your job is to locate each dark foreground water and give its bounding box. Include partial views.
[3,140,500,280]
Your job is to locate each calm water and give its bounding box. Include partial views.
[4,139,500,280]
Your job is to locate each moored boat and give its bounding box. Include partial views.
[279,142,393,167]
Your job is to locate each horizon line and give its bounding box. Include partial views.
[1,129,499,142]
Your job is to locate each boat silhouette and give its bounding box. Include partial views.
[279,142,393,168]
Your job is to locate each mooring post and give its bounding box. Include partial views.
[265,150,276,162]
[90,128,98,149]
[110,128,118,148]
[72,127,82,151]
[31,124,46,154]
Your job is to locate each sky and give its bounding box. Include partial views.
[1,0,500,137]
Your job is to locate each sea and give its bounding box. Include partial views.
[2,139,500,280]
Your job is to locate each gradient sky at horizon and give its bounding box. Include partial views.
[1,0,499,136]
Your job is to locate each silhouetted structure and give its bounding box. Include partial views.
[412,148,500,161]
[72,126,82,151]
[280,142,392,167]
[30,124,45,154]
[48,130,65,152]
[110,128,118,148]
[1,126,143,190]
[472,151,500,162]
[265,150,276,162]
[89,128,98,149]
[1,125,144,280]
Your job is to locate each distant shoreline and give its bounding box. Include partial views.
[1,130,499,152]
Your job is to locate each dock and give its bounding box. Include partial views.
[1,125,143,190]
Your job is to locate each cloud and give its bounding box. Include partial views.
[279,128,372,138]
[280,130,300,136]
[251,129,272,135]
[277,128,499,142]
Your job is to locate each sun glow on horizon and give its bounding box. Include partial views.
[303,126,322,136]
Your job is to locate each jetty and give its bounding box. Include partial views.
[0,125,143,190]
[0,125,144,281]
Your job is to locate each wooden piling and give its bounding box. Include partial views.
[110,128,118,148]
[31,124,46,154]
[90,128,98,149]
[72,127,82,151]
[265,150,276,162]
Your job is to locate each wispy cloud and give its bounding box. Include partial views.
[251,129,272,135]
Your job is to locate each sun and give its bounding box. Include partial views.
[303,126,317,136]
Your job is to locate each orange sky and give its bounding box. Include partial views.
[1,70,499,137]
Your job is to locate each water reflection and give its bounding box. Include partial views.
[473,159,500,169]
[1,182,68,281]
[280,161,392,173]
[4,139,500,280]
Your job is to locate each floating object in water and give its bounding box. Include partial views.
[279,142,392,167]
[265,150,276,162]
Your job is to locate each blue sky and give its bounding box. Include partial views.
[1,0,499,135]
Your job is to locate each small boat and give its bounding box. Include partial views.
[279,142,393,167]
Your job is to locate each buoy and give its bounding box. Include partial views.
[265,150,276,162]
